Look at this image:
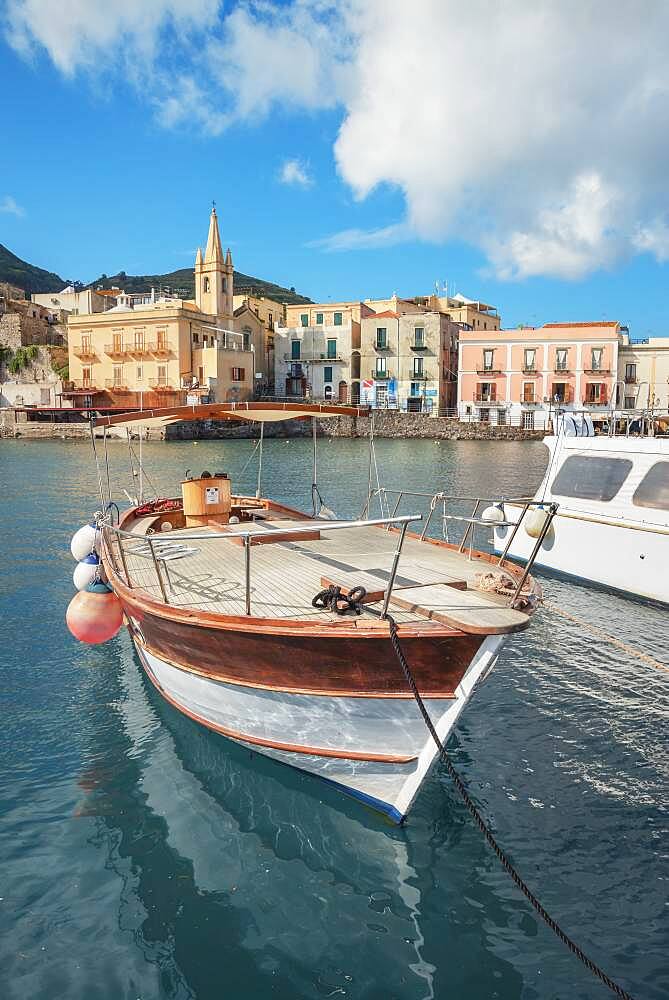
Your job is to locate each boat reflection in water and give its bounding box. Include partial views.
[76,649,524,999]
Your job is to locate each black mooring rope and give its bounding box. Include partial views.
[384,611,636,1000]
[310,584,636,1000]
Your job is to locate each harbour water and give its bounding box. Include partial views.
[0,438,667,1000]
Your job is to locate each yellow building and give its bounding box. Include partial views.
[65,208,254,408]
[232,293,287,387]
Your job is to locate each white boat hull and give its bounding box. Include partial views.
[134,635,506,822]
[495,506,669,604]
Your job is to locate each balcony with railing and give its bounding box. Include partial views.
[410,340,428,351]
[521,365,539,374]
[104,343,131,359]
[583,366,611,375]
[72,343,97,360]
[554,365,571,373]
[148,379,179,390]
[282,352,344,363]
[277,323,351,338]
[105,380,131,391]
[63,380,100,393]
[410,370,430,381]
[127,342,152,356]
[624,374,637,384]
[476,366,502,375]
[583,387,608,406]
[371,368,392,380]
[475,391,497,403]
[147,341,172,356]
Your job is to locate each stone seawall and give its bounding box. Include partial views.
[163,410,544,441]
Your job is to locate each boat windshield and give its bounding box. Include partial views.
[551,455,633,502]
[632,461,669,510]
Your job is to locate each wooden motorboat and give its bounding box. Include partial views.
[79,402,549,822]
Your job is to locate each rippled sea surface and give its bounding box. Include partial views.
[0,437,667,1000]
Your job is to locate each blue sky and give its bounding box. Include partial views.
[1,0,669,338]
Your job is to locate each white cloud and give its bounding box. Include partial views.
[633,218,669,263]
[4,0,218,75]
[156,76,231,136]
[0,195,24,217]
[205,4,349,120]
[8,0,669,280]
[308,222,410,251]
[279,158,313,188]
[486,173,624,281]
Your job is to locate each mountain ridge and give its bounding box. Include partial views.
[0,243,311,304]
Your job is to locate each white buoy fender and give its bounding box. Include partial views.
[481,504,505,524]
[73,552,104,591]
[524,505,550,538]
[70,522,100,561]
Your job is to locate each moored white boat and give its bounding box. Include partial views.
[494,411,669,604]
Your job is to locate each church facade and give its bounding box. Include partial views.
[65,207,257,408]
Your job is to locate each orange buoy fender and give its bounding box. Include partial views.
[66,582,123,644]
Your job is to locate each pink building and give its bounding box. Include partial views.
[457,322,624,427]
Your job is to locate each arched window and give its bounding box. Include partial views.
[203,277,210,293]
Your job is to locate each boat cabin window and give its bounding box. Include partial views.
[632,462,669,510]
[551,455,632,502]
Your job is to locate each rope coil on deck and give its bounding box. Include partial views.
[311,584,367,616]
[310,584,637,1000]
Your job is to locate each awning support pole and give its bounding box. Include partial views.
[255,421,264,499]
[311,416,318,515]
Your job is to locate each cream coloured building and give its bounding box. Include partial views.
[274,301,373,403]
[408,293,501,331]
[359,303,459,414]
[65,208,254,408]
[618,336,669,410]
[32,286,111,318]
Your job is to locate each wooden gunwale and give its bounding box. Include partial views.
[138,649,418,763]
[130,629,459,699]
[111,569,458,639]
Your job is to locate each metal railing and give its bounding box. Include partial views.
[360,487,556,606]
[282,352,344,363]
[101,513,421,618]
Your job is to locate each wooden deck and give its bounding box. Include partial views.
[117,515,530,635]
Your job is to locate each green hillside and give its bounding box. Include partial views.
[87,268,311,305]
[0,243,311,305]
[0,243,68,295]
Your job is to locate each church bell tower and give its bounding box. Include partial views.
[194,204,234,319]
